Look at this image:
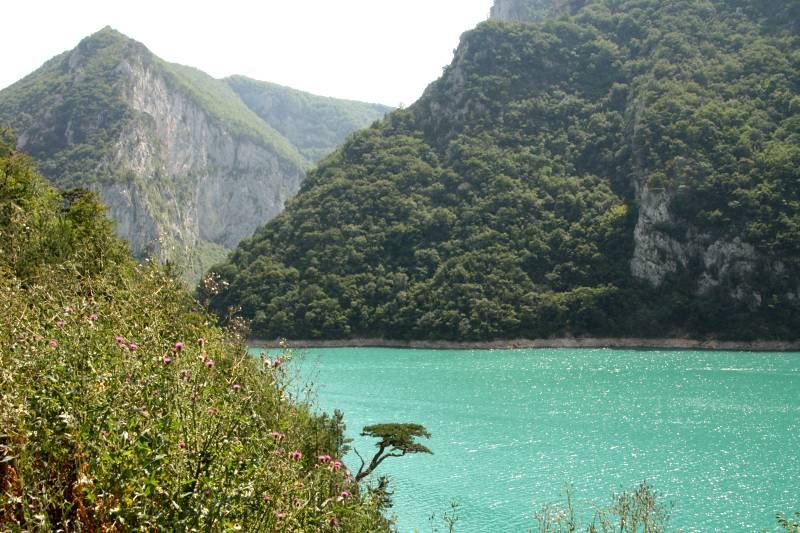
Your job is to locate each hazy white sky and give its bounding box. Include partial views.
[1,0,494,106]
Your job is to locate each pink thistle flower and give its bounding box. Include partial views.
[89,313,98,321]
[163,356,172,364]
[232,383,241,391]
[57,319,65,328]
[340,491,349,499]
[271,431,285,440]
[276,511,286,519]
[64,306,73,314]
[273,358,281,367]
[203,489,211,497]
[48,339,58,348]
[330,516,339,527]
[129,342,138,351]
[206,359,215,367]
[290,450,302,460]
[207,407,217,414]
[115,336,124,343]
[332,460,343,470]
[174,342,184,352]
[318,455,331,463]
[178,440,186,449]
[263,494,270,503]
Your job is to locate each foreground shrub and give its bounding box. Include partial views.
[0,135,389,531]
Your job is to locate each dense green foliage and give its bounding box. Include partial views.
[209,0,800,341]
[226,75,392,163]
[0,134,389,530]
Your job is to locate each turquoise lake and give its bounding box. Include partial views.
[255,347,800,532]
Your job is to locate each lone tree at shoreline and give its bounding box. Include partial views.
[354,423,432,481]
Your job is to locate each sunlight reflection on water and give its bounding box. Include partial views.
[259,347,800,533]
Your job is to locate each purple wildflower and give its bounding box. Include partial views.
[205,358,215,367]
[163,356,172,364]
[232,383,241,391]
[290,450,302,460]
[48,339,58,348]
[178,440,186,449]
[340,491,350,499]
[57,319,65,328]
[129,342,138,351]
[318,455,331,463]
[174,341,184,352]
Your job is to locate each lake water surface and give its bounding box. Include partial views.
[257,347,800,532]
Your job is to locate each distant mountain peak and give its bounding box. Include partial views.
[77,26,148,55]
[0,29,389,283]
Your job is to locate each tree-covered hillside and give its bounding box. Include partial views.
[207,0,800,341]
[226,76,392,163]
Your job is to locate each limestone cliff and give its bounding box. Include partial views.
[490,0,585,21]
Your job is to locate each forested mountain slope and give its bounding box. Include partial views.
[208,0,800,341]
[226,76,392,163]
[0,28,389,282]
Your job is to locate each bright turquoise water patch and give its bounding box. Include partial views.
[252,347,800,532]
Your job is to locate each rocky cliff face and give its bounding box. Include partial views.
[630,185,760,296]
[490,0,585,21]
[104,54,305,277]
[0,28,388,282]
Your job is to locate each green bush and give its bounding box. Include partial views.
[0,136,388,531]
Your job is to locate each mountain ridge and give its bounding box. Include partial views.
[0,27,390,282]
[207,0,800,341]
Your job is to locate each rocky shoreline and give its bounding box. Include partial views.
[248,337,800,352]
